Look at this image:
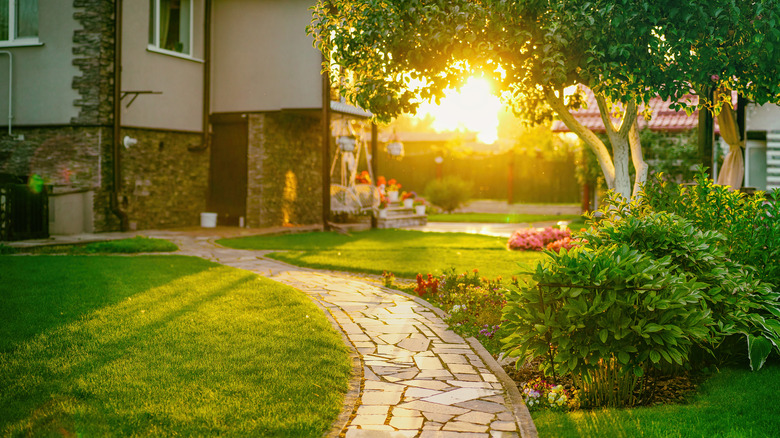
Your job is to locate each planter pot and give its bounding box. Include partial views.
[200,212,217,228]
[387,191,399,202]
[403,198,414,208]
[378,209,388,219]
[415,205,426,215]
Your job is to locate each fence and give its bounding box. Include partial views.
[377,150,580,203]
[0,182,49,241]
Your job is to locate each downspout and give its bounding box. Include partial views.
[111,0,128,230]
[188,0,211,152]
[0,51,17,138]
[321,54,331,230]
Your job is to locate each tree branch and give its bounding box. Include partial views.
[545,88,616,188]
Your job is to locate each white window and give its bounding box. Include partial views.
[149,0,191,56]
[0,0,38,45]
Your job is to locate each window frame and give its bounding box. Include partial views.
[0,0,41,48]
[148,0,195,60]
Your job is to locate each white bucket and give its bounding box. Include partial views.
[200,212,218,228]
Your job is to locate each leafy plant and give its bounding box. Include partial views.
[639,168,780,288]
[521,377,580,412]
[424,177,473,213]
[0,244,17,255]
[587,192,780,370]
[502,245,713,408]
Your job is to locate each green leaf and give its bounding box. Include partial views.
[618,351,630,365]
[748,335,773,371]
[599,328,609,343]
[649,350,661,364]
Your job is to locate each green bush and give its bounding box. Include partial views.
[584,199,780,371]
[0,244,17,255]
[640,168,780,288]
[424,177,473,213]
[502,245,712,407]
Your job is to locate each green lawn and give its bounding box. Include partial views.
[0,255,351,437]
[218,229,547,279]
[533,365,780,438]
[20,236,178,255]
[427,213,581,224]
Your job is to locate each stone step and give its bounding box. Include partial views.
[377,214,428,229]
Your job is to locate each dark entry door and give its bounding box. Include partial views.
[208,114,248,226]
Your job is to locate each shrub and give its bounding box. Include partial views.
[584,201,780,371]
[0,244,17,255]
[639,168,780,288]
[424,177,473,213]
[507,227,571,251]
[502,245,713,407]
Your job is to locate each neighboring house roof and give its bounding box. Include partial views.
[551,88,721,133]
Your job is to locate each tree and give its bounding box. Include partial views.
[309,0,780,198]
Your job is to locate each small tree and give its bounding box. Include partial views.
[424,177,472,213]
[309,0,780,199]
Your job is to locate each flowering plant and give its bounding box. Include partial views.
[521,378,579,412]
[376,176,386,187]
[386,178,402,191]
[401,191,416,201]
[378,196,389,209]
[546,236,580,253]
[355,170,371,184]
[382,271,395,287]
[507,227,572,251]
[413,198,426,207]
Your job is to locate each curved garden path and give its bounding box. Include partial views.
[161,232,537,438]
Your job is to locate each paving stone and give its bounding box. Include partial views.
[400,380,452,391]
[364,381,406,392]
[357,405,390,416]
[481,373,498,383]
[448,381,493,389]
[386,370,419,380]
[358,424,397,431]
[453,400,507,414]
[454,411,495,425]
[490,421,517,432]
[438,353,469,364]
[362,390,402,405]
[379,333,409,344]
[364,366,380,381]
[351,414,387,425]
[448,364,478,374]
[422,388,497,406]
[452,374,481,382]
[397,336,431,352]
[397,401,469,416]
[350,334,373,342]
[417,370,454,379]
[390,416,424,429]
[419,431,489,438]
[414,356,445,370]
[490,432,519,438]
[442,421,489,433]
[422,421,444,430]
[497,412,514,422]
[391,407,421,417]
[404,387,442,399]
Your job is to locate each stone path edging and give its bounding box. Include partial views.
[164,234,537,438]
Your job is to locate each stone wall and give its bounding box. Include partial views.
[247,112,323,228]
[72,0,116,125]
[0,125,118,233]
[119,128,209,230]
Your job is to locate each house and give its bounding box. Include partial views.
[0,0,361,238]
[551,89,780,192]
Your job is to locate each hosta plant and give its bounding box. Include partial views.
[502,244,713,407]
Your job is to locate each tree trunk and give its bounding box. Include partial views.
[629,122,648,197]
[595,95,637,200]
[544,89,616,190]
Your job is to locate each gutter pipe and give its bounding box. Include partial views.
[111,0,128,230]
[0,51,17,138]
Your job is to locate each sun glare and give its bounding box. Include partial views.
[414,77,502,144]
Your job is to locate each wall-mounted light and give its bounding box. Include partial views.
[123,136,138,149]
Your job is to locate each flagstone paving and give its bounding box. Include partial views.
[166,234,535,438]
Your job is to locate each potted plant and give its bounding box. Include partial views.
[401,191,416,208]
[376,175,387,195]
[413,198,427,215]
[377,197,389,219]
[355,170,371,185]
[386,179,401,202]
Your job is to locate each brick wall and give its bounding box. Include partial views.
[247,112,323,228]
[72,0,116,125]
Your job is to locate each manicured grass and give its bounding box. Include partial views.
[0,256,351,437]
[22,236,178,255]
[532,365,780,438]
[427,213,581,224]
[218,229,547,279]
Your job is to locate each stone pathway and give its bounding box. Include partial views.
[154,233,537,438]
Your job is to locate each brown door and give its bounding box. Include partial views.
[208,114,248,226]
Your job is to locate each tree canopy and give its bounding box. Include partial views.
[310,0,780,198]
